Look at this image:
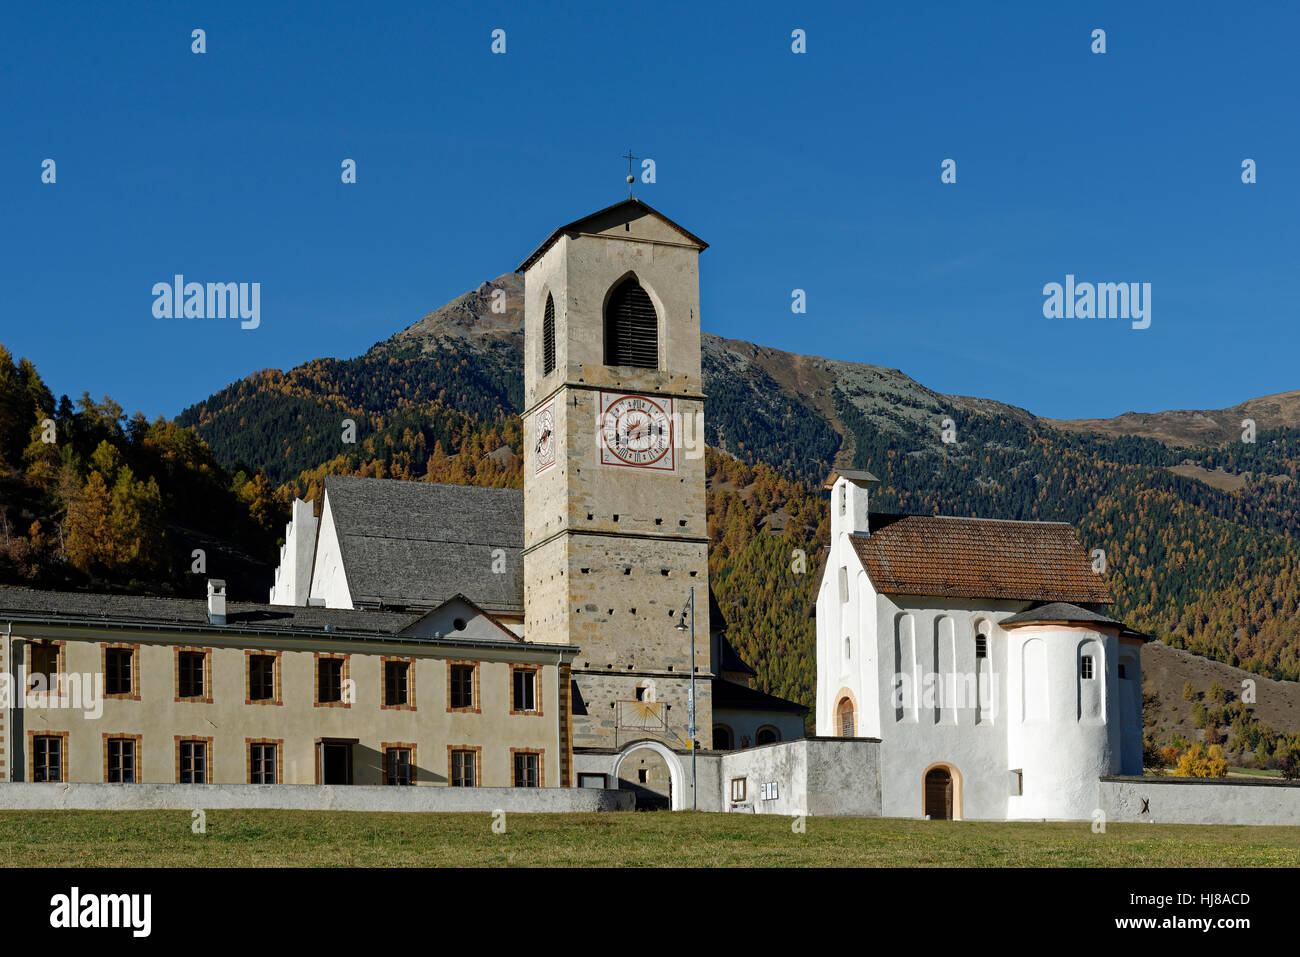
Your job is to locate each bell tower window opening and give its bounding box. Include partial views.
[542,293,556,376]
[604,277,658,369]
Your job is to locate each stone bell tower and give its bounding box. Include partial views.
[518,198,712,755]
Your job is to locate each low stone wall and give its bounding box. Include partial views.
[0,783,633,813]
[1100,775,1300,826]
[717,737,881,816]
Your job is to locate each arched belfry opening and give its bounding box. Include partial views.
[604,276,659,368]
[542,292,556,376]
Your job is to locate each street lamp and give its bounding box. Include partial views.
[675,586,697,810]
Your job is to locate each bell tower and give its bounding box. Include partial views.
[518,199,712,755]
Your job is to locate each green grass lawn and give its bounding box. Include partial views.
[1226,765,1284,779]
[3,810,1300,866]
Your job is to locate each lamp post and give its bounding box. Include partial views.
[676,587,697,810]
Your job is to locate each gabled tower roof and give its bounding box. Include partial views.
[516,198,708,272]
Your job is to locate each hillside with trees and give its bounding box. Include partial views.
[0,346,283,597]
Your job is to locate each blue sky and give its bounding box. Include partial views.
[2,0,1296,422]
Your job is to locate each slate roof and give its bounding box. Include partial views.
[712,678,809,714]
[822,468,880,489]
[849,514,1112,604]
[0,586,541,649]
[718,636,757,677]
[1000,602,1121,627]
[324,477,524,614]
[516,198,708,272]
[708,588,727,633]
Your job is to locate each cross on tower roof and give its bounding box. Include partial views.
[622,149,638,198]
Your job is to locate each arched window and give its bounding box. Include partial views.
[542,293,556,376]
[975,631,987,659]
[837,697,855,737]
[844,636,851,660]
[839,484,846,516]
[712,726,733,750]
[756,726,780,745]
[604,277,658,368]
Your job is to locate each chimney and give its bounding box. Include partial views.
[207,579,227,626]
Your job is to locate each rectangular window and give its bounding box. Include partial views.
[450,664,476,710]
[178,651,205,698]
[1118,663,1127,679]
[730,777,747,802]
[1081,656,1094,680]
[450,749,477,787]
[105,647,134,696]
[249,654,275,702]
[33,735,63,782]
[513,668,537,713]
[318,658,343,704]
[106,737,136,783]
[384,660,409,707]
[385,748,413,786]
[250,743,277,784]
[180,740,208,784]
[578,773,608,789]
[513,752,540,788]
[29,642,59,690]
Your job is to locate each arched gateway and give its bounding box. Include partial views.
[611,740,687,811]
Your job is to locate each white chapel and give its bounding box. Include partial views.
[816,468,1146,820]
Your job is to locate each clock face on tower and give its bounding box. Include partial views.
[598,392,675,470]
[534,402,556,473]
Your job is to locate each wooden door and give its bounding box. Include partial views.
[924,767,952,820]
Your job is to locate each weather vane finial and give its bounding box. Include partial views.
[622,148,638,198]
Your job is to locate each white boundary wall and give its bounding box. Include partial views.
[0,783,632,813]
[715,737,882,816]
[1101,775,1300,826]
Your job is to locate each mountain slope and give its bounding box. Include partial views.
[1045,391,1300,447]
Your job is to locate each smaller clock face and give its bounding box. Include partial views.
[599,393,675,470]
[534,403,556,473]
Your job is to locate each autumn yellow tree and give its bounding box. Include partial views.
[107,466,165,571]
[64,471,114,572]
[1173,743,1228,779]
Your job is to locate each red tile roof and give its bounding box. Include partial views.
[849,516,1112,604]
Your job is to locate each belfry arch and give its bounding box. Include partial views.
[602,273,661,369]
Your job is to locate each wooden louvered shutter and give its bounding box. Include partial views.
[604,279,658,369]
[542,294,556,375]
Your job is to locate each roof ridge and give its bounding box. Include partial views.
[327,475,522,495]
